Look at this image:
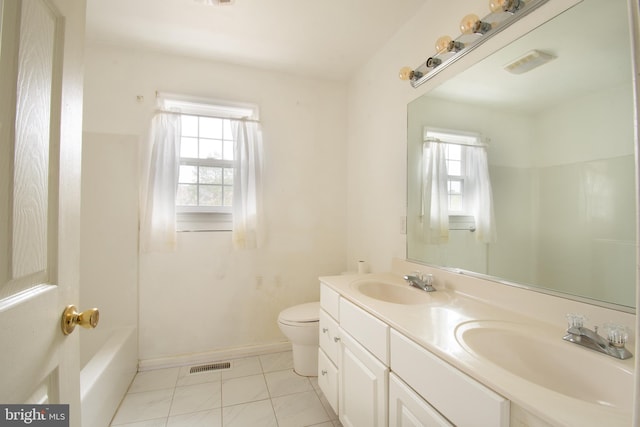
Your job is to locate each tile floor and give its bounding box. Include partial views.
[110,351,342,427]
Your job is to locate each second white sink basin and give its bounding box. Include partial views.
[350,279,432,305]
[455,320,633,411]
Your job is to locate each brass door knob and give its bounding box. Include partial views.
[61,305,99,335]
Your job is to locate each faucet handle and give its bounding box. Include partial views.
[566,313,586,329]
[603,323,629,348]
[412,270,425,281]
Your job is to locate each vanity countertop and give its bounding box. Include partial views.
[319,269,635,427]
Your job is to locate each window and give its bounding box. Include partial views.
[159,95,258,231]
[421,127,495,242]
[425,129,481,216]
[176,114,235,213]
[444,143,464,213]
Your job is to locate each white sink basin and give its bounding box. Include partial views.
[455,320,633,410]
[350,279,432,305]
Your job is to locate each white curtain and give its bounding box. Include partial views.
[420,141,450,243]
[140,113,182,252]
[232,120,264,249]
[465,146,497,243]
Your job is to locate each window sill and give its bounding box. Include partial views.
[449,215,476,231]
[176,212,232,232]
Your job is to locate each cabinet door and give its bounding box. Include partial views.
[339,329,389,427]
[389,373,453,427]
[318,349,339,414]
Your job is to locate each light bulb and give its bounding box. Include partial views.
[489,0,506,12]
[490,0,524,13]
[399,66,414,81]
[460,14,480,34]
[435,36,452,54]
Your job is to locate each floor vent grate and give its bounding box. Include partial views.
[189,362,231,374]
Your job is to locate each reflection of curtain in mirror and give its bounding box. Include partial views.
[420,141,449,243]
[465,146,497,243]
[420,141,496,244]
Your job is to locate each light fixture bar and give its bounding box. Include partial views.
[405,0,550,88]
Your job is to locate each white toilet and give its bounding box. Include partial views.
[277,302,320,376]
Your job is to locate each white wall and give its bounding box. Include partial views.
[83,45,348,363]
[79,133,139,368]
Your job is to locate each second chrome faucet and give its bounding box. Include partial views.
[562,314,632,360]
[403,271,436,292]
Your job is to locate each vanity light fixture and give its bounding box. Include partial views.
[399,66,423,81]
[448,40,465,53]
[400,0,550,88]
[435,36,453,54]
[426,57,442,68]
[460,14,492,35]
[490,0,525,14]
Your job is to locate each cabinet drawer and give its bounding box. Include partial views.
[389,373,453,427]
[339,298,389,364]
[318,349,339,414]
[390,330,509,427]
[320,283,340,320]
[320,309,340,364]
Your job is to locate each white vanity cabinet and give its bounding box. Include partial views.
[319,280,510,427]
[339,298,390,427]
[318,282,391,426]
[390,330,510,427]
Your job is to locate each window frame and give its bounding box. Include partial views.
[176,116,235,214]
[157,93,258,232]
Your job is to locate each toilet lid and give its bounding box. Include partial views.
[278,302,319,323]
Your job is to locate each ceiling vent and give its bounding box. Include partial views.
[504,50,556,74]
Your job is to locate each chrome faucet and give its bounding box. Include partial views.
[562,314,632,360]
[403,272,436,292]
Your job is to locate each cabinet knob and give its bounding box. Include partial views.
[321,370,328,376]
[334,337,341,342]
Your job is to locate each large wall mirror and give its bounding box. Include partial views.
[407,0,636,312]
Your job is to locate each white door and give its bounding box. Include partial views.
[0,0,87,425]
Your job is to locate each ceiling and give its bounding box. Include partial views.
[85,0,426,81]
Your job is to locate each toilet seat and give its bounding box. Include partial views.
[278,302,319,326]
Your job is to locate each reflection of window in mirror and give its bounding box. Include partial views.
[424,129,493,237]
[444,143,464,213]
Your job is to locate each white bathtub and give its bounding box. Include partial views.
[80,327,138,427]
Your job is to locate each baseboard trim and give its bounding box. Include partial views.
[138,341,292,372]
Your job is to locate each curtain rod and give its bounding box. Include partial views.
[155,109,260,124]
[424,137,488,148]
